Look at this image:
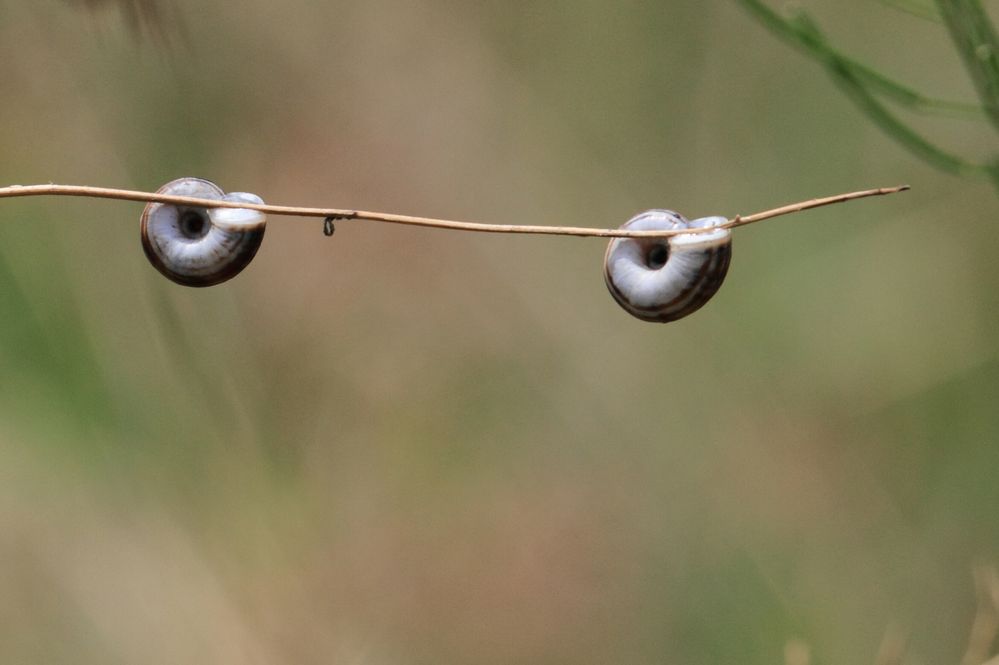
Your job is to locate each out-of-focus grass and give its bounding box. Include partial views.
[1,1,998,664]
[737,0,999,189]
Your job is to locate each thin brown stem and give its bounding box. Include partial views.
[0,183,909,239]
[727,186,910,228]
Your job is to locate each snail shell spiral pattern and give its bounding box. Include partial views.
[140,177,266,287]
[604,210,731,322]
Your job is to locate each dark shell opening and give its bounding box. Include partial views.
[179,208,210,240]
[645,242,669,270]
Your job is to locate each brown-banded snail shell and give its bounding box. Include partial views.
[140,177,266,287]
[604,210,731,322]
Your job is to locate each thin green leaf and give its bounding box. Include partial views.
[828,48,990,177]
[735,0,996,179]
[879,0,942,23]
[740,0,981,118]
[935,0,999,131]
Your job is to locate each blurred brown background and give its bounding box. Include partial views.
[1,1,998,663]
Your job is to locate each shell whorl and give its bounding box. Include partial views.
[140,177,266,287]
[603,209,731,323]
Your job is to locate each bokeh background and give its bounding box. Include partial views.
[1,1,998,663]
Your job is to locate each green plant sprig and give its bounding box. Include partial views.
[736,0,999,189]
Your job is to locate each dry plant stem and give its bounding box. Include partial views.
[0,183,909,239]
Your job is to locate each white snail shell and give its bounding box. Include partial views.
[604,210,731,322]
[140,177,266,287]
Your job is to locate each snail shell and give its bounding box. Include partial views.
[140,177,266,287]
[604,210,731,322]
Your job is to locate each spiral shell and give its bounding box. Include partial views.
[604,210,731,322]
[140,177,266,287]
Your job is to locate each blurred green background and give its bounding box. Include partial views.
[1,1,998,663]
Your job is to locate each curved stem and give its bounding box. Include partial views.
[0,183,908,239]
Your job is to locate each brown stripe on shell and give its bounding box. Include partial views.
[657,243,731,320]
[140,178,266,288]
[603,242,732,323]
[140,211,265,287]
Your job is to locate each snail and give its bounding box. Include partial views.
[604,210,731,322]
[140,177,266,287]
